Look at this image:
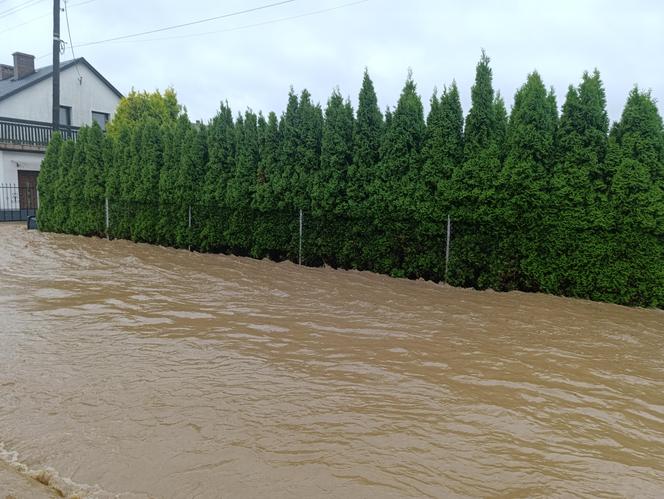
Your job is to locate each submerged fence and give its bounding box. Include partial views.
[38,197,455,282]
[0,183,38,222]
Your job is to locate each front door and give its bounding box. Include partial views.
[17,170,38,210]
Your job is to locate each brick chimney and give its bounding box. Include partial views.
[12,52,35,79]
[0,64,14,80]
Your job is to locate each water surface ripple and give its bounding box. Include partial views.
[1,224,663,498]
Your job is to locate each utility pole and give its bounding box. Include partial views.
[52,0,60,131]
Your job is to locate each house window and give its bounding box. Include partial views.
[59,106,71,126]
[92,111,109,130]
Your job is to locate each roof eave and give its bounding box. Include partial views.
[0,58,123,103]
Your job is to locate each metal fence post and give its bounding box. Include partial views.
[445,215,451,283]
[105,197,110,240]
[298,209,303,266]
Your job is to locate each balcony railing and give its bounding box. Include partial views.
[0,116,78,148]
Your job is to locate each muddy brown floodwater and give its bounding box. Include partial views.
[1,223,664,498]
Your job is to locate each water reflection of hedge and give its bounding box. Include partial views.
[37,54,664,308]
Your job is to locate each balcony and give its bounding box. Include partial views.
[0,116,78,152]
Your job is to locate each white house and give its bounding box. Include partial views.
[0,52,122,220]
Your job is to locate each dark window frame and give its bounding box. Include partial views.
[91,110,109,130]
[59,105,72,126]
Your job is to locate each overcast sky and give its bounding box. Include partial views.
[1,0,663,123]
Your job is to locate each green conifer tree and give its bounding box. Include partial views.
[371,70,426,276]
[605,88,664,306]
[37,133,63,231]
[344,69,383,268]
[253,111,288,258]
[175,121,208,249]
[106,125,133,239]
[200,102,235,251]
[311,89,354,266]
[449,51,501,288]
[544,70,610,297]
[417,82,464,279]
[51,139,75,232]
[131,120,162,242]
[225,110,260,252]
[496,71,557,290]
[77,122,105,235]
[65,126,89,233]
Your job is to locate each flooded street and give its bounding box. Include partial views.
[1,223,663,498]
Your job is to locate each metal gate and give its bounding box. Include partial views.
[0,183,38,222]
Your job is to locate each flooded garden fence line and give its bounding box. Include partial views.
[40,196,456,282]
[37,184,664,309]
[104,198,455,282]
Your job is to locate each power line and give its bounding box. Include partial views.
[1,0,99,36]
[36,0,368,61]
[73,0,295,49]
[0,0,44,20]
[76,0,369,48]
[63,0,82,80]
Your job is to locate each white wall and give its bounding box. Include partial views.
[0,149,43,186]
[0,149,43,209]
[0,62,120,126]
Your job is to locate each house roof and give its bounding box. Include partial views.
[0,57,123,102]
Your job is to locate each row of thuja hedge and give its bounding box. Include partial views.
[37,53,664,308]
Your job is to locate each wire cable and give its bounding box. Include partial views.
[36,0,368,60]
[75,0,369,48]
[0,0,43,20]
[63,0,83,80]
[1,0,99,37]
[72,0,295,48]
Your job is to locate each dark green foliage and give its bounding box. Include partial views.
[252,111,290,259]
[225,110,260,253]
[200,102,235,252]
[449,51,502,288]
[370,71,426,277]
[80,122,106,235]
[64,126,89,233]
[348,70,382,215]
[496,71,557,290]
[278,89,323,213]
[310,90,354,266]
[544,70,610,298]
[52,140,75,232]
[132,119,162,243]
[37,70,664,309]
[176,123,208,249]
[408,82,465,280]
[345,70,383,269]
[604,88,664,306]
[494,92,508,163]
[37,133,62,231]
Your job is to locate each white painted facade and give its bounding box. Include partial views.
[0,62,120,127]
[0,61,121,187]
[0,149,42,183]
